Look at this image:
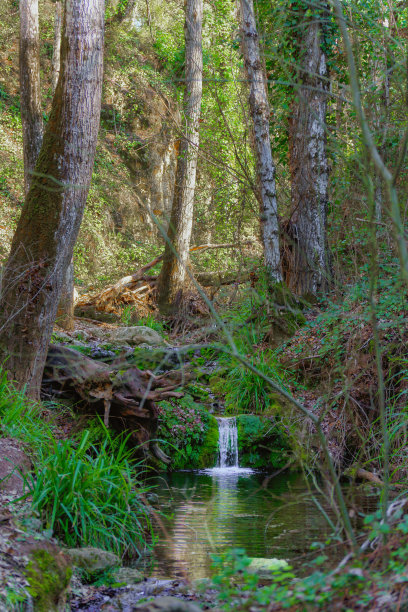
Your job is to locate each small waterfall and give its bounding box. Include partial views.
[216,417,239,468]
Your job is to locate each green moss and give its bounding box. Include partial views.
[237,414,291,469]
[25,548,72,612]
[197,414,219,468]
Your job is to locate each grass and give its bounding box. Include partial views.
[0,370,153,558]
[27,429,153,557]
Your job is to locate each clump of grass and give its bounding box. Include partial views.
[0,370,153,558]
[222,351,288,414]
[27,429,153,557]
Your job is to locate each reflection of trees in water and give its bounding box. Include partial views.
[152,471,356,579]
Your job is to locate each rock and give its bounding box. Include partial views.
[25,546,72,611]
[133,596,202,612]
[112,567,144,585]
[247,557,289,579]
[0,438,31,497]
[109,326,165,347]
[66,547,120,573]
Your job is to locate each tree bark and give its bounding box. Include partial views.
[240,0,282,284]
[52,0,76,332]
[19,0,43,195]
[288,3,330,296]
[56,257,75,330]
[157,0,203,314]
[51,0,63,94]
[0,0,105,398]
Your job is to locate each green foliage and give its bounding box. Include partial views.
[217,351,288,415]
[27,429,152,557]
[237,414,290,469]
[157,395,218,469]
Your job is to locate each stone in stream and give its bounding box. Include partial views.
[247,557,289,579]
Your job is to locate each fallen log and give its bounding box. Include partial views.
[43,344,188,461]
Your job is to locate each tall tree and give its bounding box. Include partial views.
[19,0,43,195]
[0,0,105,398]
[288,2,330,295]
[51,0,63,94]
[157,0,203,313]
[240,0,282,283]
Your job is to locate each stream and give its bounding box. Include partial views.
[140,419,376,580]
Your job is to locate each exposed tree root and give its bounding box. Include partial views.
[42,344,190,462]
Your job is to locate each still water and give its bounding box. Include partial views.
[142,469,372,580]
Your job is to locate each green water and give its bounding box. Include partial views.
[144,469,375,580]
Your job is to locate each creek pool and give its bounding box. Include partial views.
[140,469,374,580]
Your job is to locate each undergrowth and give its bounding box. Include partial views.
[0,372,152,557]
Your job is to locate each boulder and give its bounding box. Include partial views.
[112,567,144,585]
[247,557,289,579]
[133,596,202,612]
[109,326,165,347]
[66,547,120,573]
[0,438,31,497]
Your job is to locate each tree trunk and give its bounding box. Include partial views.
[0,0,105,398]
[56,257,75,331]
[51,0,63,94]
[288,4,330,296]
[157,0,203,314]
[19,0,43,195]
[240,0,282,284]
[52,0,76,331]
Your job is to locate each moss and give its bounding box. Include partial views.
[197,414,219,468]
[25,548,72,612]
[237,414,291,470]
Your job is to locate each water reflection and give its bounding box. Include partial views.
[145,470,374,580]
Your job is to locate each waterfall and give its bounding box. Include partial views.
[216,417,239,468]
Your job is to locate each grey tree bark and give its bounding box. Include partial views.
[0,0,105,398]
[157,0,203,313]
[53,0,76,331]
[51,0,63,94]
[288,4,329,296]
[19,0,43,195]
[240,0,282,283]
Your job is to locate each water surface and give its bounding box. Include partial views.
[142,469,373,580]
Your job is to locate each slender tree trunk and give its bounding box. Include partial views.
[53,0,76,331]
[51,0,63,94]
[19,0,43,195]
[288,4,330,296]
[157,0,203,313]
[0,0,105,398]
[240,0,282,283]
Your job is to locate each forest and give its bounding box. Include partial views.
[0,0,407,609]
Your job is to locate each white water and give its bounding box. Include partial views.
[204,417,252,475]
[217,416,238,467]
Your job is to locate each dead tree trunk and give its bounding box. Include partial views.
[19,0,43,195]
[157,0,203,314]
[240,0,282,284]
[0,0,105,398]
[288,3,330,296]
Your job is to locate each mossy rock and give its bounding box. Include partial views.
[197,414,219,468]
[25,547,72,612]
[237,414,291,469]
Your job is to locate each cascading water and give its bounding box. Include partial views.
[216,417,239,468]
